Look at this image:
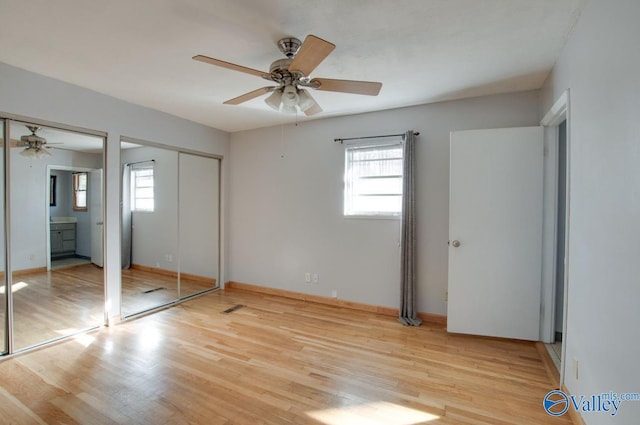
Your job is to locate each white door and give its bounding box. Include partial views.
[90,169,104,267]
[448,127,543,341]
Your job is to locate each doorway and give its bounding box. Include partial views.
[540,90,571,384]
[47,167,104,271]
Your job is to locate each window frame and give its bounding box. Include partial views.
[343,140,404,219]
[131,162,155,212]
[72,172,88,212]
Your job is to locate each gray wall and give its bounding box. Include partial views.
[541,0,640,422]
[228,91,541,315]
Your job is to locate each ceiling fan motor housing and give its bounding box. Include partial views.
[277,37,301,58]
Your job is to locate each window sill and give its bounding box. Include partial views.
[344,214,401,221]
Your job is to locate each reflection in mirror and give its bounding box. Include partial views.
[10,121,105,350]
[0,120,5,353]
[121,142,179,316]
[179,153,220,297]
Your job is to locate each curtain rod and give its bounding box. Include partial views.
[125,159,155,166]
[333,132,419,144]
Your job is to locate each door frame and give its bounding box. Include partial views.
[540,89,571,386]
[46,165,102,271]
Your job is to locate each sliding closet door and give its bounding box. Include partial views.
[10,121,105,350]
[0,120,6,354]
[178,153,220,297]
[121,143,179,316]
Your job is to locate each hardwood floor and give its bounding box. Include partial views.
[121,267,214,317]
[0,289,572,424]
[3,264,216,350]
[11,264,104,350]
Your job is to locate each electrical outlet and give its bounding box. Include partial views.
[573,358,579,380]
[168,254,173,262]
[304,272,311,283]
[312,273,319,283]
[331,289,337,298]
[29,254,35,261]
[444,291,448,301]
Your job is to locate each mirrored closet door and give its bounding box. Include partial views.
[9,120,105,351]
[0,119,6,354]
[120,140,220,317]
[121,142,179,316]
[178,153,220,298]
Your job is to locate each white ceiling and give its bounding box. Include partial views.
[0,0,585,133]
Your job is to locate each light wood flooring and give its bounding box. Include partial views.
[0,289,571,424]
[3,264,215,350]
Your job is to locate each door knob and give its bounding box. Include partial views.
[452,240,461,248]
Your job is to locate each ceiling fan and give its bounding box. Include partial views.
[17,125,57,158]
[193,35,382,116]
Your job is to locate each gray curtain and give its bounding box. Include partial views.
[398,130,421,326]
[121,163,132,269]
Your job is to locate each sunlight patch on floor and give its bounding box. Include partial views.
[54,328,96,347]
[0,281,29,294]
[306,401,439,425]
[137,325,162,351]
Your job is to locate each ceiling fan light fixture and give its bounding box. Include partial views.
[282,104,297,114]
[36,147,52,158]
[264,89,282,111]
[297,88,316,112]
[20,146,51,159]
[20,147,36,158]
[281,85,299,107]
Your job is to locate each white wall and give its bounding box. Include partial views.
[229,91,540,314]
[541,0,640,423]
[0,61,230,321]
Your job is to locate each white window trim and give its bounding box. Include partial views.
[131,161,155,212]
[343,139,404,218]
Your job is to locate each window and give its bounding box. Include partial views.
[72,172,88,211]
[131,162,154,212]
[344,142,403,217]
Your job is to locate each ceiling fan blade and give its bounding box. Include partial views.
[193,55,266,78]
[311,78,382,96]
[0,138,22,147]
[288,35,335,76]
[224,87,274,105]
[304,103,322,116]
